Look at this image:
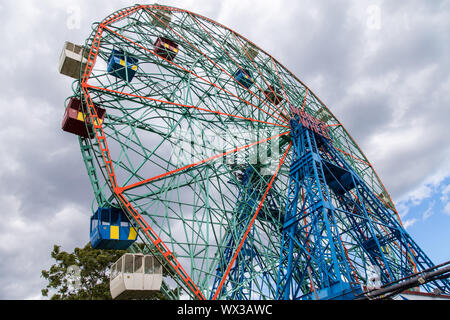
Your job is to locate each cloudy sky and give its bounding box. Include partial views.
[0,0,449,299]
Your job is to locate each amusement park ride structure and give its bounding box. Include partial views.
[59,4,450,300]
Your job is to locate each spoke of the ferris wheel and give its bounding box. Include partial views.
[85,17,294,198]
[101,24,289,126]
[81,85,288,195]
[84,78,290,204]
[113,131,290,295]
[118,143,285,205]
[216,179,288,298]
[84,84,288,129]
[117,130,290,193]
[108,128,271,197]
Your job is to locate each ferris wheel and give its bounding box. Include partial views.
[59,4,450,300]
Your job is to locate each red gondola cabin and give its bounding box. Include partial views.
[154,37,179,61]
[62,97,106,139]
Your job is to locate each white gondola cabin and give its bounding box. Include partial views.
[316,107,332,124]
[242,41,259,60]
[110,253,163,299]
[151,8,172,28]
[59,41,91,79]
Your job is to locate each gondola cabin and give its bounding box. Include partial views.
[233,68,254,89]
[378,191,392,208]
[107,49,139,82]
[151,9,172,28]
[264,85,283,105]
[316,107,332,123]
[154,37,179,61]
[61,97,106,138]
[322,160,359,196]
[59,41,91,79]
[90,207,138,250]
[242,41,259,61]
[110,253,163,299]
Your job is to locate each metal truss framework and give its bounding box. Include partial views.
[63,4,449,299]
[276,117,450,299]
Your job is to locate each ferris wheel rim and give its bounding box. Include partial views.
[72,4,405,300]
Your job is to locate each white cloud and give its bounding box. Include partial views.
[396,201,410,219]
[395,173,449,207]
[0,194,88,299]
[444,203,450,216]
[403,218,419,230]
[441,184,450,203]
[422,201,434,221]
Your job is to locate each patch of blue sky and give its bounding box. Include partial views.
[396,176,450,265]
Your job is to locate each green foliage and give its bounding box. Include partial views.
[41,243,125,300]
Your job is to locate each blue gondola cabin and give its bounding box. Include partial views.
[90,207,138,250]
[233,68,254,89]
[62,97,106,139]
[154,37,179,61]
[322,160,359,196]
[107,49,139,82]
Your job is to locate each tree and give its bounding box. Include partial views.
[41,242,171,300]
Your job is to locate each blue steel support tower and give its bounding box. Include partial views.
[210,166,283,299]
[276,106,450,300]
